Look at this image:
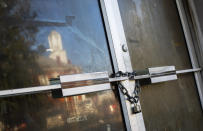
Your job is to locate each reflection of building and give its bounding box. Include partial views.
[48,31,68,65]
[37,31,83,119]
[37,30,80,85]
[36,30,115,125]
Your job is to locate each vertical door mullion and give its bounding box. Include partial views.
[176,0,203,110]
[100,0,146,130]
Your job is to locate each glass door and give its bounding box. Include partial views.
[0,0,127,130]
[118,0,203,130]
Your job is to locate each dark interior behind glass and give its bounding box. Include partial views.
[118,0,203,130]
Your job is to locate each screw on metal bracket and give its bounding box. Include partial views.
[122,44,128,52]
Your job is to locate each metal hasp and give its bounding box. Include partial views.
[133,66,201,83]
[149,66,177,83]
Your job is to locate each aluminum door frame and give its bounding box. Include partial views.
[176,0,203,109]
[186,0,203,67]
[100,0,146,131]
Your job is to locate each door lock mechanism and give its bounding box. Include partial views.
[0,66,201,100]
[109,66,201,84]
[57,66,202,98]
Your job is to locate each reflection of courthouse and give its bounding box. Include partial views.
[38,31,89,118]
[48,31,68,65]
[38,30,80,85]
[37,31,112,128]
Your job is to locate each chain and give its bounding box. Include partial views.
[112,71,141,104]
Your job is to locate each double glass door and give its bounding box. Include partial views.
[0,0,203,131]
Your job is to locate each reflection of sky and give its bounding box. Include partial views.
[30,0,112,73]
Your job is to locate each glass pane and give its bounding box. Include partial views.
[0,0,125,130]
[118,0,203,130]
[0,0,112,89]
[0,89,125,131]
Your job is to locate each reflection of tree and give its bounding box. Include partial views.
[0,0,42,88]
[0,1,82,130]
[0,0,47,129]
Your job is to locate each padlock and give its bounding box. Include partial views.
[131,103,141,114]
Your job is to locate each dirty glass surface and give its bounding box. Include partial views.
[0,0,112,89]
[118,0,203,130]
[0,0,125,130]
[0,90,125,131]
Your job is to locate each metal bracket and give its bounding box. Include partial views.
[149,66,177,83]
[60,72,110,96]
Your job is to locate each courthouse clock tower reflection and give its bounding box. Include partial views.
[48,30,68,65]
[37,30,80,85]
